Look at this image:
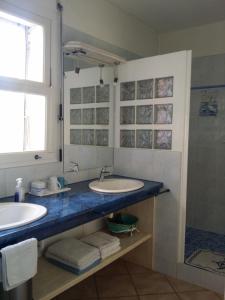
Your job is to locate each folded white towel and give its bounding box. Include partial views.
[45,238,100,268]
[101,244,121,259]
[81,232,120,252]
[1,238,38,291]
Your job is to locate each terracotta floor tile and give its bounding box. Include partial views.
[166,276,204,292]
[100,297,138,300]
[96,274,137,298]
[131,273,174,295]
[57,277,97,300]
[216,293,224,300]
[96,259,128,277]
[126,261,157,274]
[178,290,221,300]
[140,294,180,300]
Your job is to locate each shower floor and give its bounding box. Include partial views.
[185,226,225,259]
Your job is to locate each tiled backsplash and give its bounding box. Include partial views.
[119,77,174,150]
[69,84,111,147]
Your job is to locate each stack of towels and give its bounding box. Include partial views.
[45,232,121,275]
[81,231,121,259]
[45,238,101,275]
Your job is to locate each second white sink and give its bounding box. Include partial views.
[89,178,144,193]
[0,202,47,230]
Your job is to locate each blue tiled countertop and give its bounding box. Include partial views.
[0,176,163,248]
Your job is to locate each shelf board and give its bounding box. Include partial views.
[33,231,152,300]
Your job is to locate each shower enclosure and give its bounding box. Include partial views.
[185,53,225,275]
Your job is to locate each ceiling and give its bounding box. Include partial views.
[106,0,225,32]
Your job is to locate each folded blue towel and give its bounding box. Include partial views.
[47,258,101,275]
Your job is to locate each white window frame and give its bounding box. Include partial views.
[0,2,58,168]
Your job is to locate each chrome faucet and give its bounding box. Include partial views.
[99,166,111,181]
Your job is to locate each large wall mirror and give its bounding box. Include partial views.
[62,25,139,173]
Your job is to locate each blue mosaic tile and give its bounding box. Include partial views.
[136,105,153,124]
[154,130,172,150]
[83,86,95,103]
[83,129,95,145]
[120,106,135,124]
[155,76,173,98]
[70,129,82,145]
[136,130,153,149]
[96,107,109,125]
[185,226,225,259]
[96,129,109,146]
[120,130,135,148]
[82,108,95,125]
[96,84,110,103]
[154,104,173,124]
[70,88,82,104]
[120,81,135,101]
[70,109,81,125]
[137,79,153,99]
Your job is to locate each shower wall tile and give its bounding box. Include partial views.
[70,129,82,145]
[70,109,81,125]
[120,130,135,148]
[120,81,135,101]
[136,105,153,124]
[155,76,174,98]
[96,84,110,103]
[137,79,153,99]
[120,106,135,124]
[136,130,153,148]
[70,88,82,104]
[83,86,95,103]
[154,130,172,150]
[96,107,109,125]
[83,108,95,125]
[154,104,173,124]
[96,129,109,146]
[83,129,95,145]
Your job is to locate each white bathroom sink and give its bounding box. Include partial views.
[0,202,47,230]
[89,178,144,193]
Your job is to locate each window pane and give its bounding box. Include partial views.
[27,25,44,82]
[0,90,25,153]
[0,18,26,79]
[24,94,46,151]
[0,11,44,82]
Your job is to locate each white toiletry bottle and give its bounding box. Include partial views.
[14,178,25,202]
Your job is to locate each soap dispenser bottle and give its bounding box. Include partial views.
[14,178,25,202]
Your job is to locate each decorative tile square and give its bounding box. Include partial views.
[137,79,153,99]
[154,130,172,150]
[82,108,95,125]
[70,109,81,125]
[120,130,135,148]
[70,129,82,145]
[120,106,135,124]
[154,104,173,124]
[155,77,174,98]
[136,105,153,124]
[96,84,110,103]
[70,88,82,104]
[96,129,109,146]
[96,107,109,125]
[136,130,153,149]
[120,81,135,101]
[83,129,95,145]
[83,86,95,103]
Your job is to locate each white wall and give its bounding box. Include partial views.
[159,20,225,58]
[61,0,158,57]
[114,51,192,276]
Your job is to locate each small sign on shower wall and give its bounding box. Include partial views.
[199,100,218,116]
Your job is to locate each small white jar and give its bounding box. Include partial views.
[30,181,47,196]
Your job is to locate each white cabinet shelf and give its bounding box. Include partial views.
[33,231,151,300]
